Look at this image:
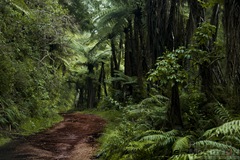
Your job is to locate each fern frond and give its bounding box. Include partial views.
[10,0,31,16]
[140,95,169,106]
[126,141,151,152]
[198,149,240,160]
[195,140,240,155]
[172,135,193,153]
[222,135,240,147]
[214,103,233,123]
[169,154,198,160]
[203,120,240,138]
[140,130,179,148]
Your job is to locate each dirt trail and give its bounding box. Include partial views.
[0,113,106,160]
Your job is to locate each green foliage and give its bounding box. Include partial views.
[19,114,63,136]
[148,49,187,87]
[98,96,172,160]
[172,135,193,154]
[187,22,218,66]
[123,95,169,129]
[0,0,75,139]
[203,120,240,138]
[198,0,224,8]
[180,88,208,130]
[169,119,240,160]
[98,96,123,110]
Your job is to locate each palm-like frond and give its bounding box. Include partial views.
[10,0,31,16]
[195,140,240,155]
[169,154,198,160]
[140,130,179,146]
[95,6,132,28]
[203,120,240,138]
[198,149,236,160]
[213,103,233,123]
[110,70,137,85]
[172,135,193,153]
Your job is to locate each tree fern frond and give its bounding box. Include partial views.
[214,103,233,123]
[126,141,150,152]
[95,6,132,27]
[10,0,31,16]
[198,149,240,160]
[169,154,198,160]
[203,120,240,138]
[222,135,240,147]
[195,140,240,155]
[140,130,179,147]
[172,135,193,153]
[140,95,169,107]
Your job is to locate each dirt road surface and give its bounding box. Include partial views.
[0,113,106,160]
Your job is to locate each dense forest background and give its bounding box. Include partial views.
[1,0,240,159]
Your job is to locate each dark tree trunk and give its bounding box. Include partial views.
[98,62,107,101]
[166,0,184,129]
[124,25,132,77]
[77,88,84,108]
[170,83,183,129]
[134,7,145,99]
[185,0,205,46]
[110,37,119,71]
[87,63,96,108]
[146,0,168,66]
[224,0,240,106]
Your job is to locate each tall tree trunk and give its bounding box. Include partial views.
[134,7,145,99]
[170,83,183,128]
[146,0,168,66]
[185,0,205,46]
[166,0,184,129]
[87,63,96,108]
[124,24,132,77]
[98,62,107,101]
[224,0,240,107]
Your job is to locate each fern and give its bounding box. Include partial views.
[197,149,240,160]
[140,130,178,147]
[169,154,198,160]
[203,120,240,138]
[195,140,240,155]
[172,135,193,154]
[10,0,31,16]
[213,103,233,123]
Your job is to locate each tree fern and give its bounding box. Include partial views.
[169,154,198,160]
[172,135,193,154]
[213,102,233,123]
[9,0,31,16]
[140,130,179,147]
[203,120,240,137]
[195,140,240,155]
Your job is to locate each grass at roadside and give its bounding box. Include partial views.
[81,109,121,123]
[19,113,63,136]
[0,113,63,147]
[0,136,11,146]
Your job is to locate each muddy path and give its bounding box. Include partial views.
[0,113,106,160]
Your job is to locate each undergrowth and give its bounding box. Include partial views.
[96,93,240,160]
[19,113,63,136]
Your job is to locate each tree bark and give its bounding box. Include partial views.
[224,0,240,105]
